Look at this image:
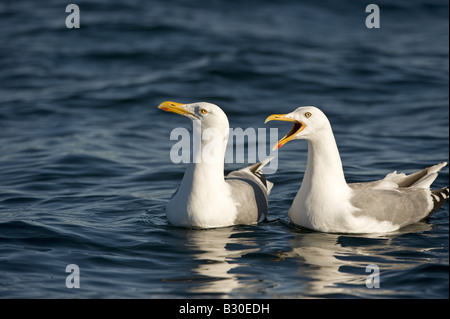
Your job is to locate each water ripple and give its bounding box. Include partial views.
[0,0,448,298]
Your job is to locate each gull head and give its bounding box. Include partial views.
[265,106,330,149]
[158,101,230,133]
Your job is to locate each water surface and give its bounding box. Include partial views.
[0,0,448,298]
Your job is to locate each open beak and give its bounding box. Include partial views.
[158,101,197,119]
[265,114,306,150]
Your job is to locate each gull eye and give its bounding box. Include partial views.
[305,112,312,118]
[199,109,208,114]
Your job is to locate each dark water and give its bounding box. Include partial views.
[0,0,448,299]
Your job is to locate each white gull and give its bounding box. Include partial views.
[159,101,273,229]
[265,106,449,233]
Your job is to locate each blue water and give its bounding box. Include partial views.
[0,0,448,299]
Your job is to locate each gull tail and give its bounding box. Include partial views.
[228,156,275,194]
[428,186,450,217]
[247,156,275,194]
[395,162,447,188]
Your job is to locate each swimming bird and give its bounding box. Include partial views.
[158,101,273,228]
[265,106,449,233]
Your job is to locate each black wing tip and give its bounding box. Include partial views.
[248,156,274,174]
[246,157,275,189]
[428,186,449,216]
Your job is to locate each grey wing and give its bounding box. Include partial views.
[352,162,447,189]
[225,158,274,225]
[349,186,433,228]
[226,177,269,224]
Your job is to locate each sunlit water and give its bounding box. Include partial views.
[0,0,448,298]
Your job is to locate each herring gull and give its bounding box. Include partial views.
[265,106,449,233]
[158,101,273,228]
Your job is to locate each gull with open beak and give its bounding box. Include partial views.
[265,106,449,233]
[158,101,273,228]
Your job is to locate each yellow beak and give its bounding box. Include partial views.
[265,114,306,150]
[158,101,196,118]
